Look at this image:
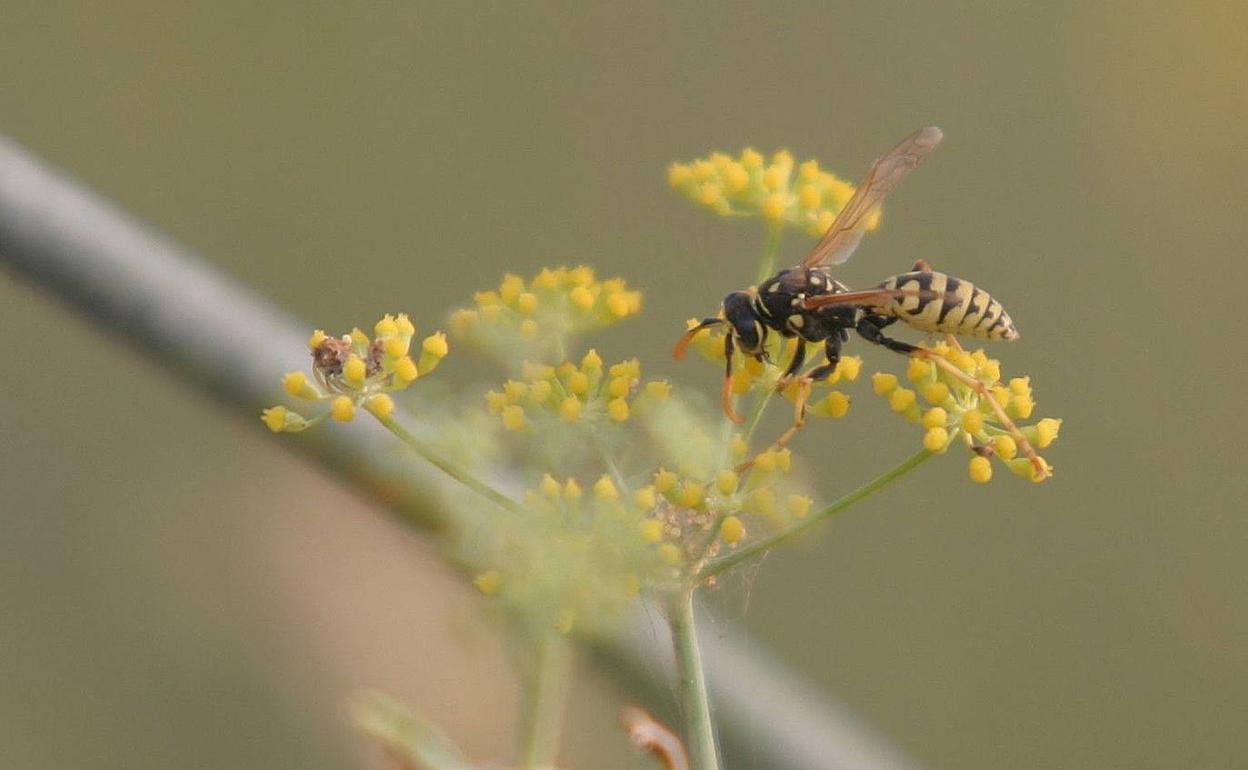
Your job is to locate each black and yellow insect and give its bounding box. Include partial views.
[674,126,1020,424]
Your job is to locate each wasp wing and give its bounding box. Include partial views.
[802,287,957,310]
[800,126,943,269]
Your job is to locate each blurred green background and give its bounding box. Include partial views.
[2,2,1246,768]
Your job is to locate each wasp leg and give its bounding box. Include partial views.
[857,316,1050,480]
[804,334,843,383]
[855,315,918,354]
[673,317,725,359]
[722,333,745,424]
[774,338,807,390]
[736,336,843,472]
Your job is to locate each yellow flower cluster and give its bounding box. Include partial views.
[871,343,1061,483]
[450,266,642,363]
[635,451,814,569]
[470,471,666,636]
[484,350,671,431]
[679,319,861,418]
[668,148,878,236]
[261,314,448,432]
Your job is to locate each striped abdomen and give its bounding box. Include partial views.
[878,270,1019,340]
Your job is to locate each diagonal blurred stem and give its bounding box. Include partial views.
[0,134,925,770]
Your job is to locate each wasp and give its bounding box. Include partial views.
[674,127,1047,476]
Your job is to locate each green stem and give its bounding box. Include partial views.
[701,448,933,578]
[755,226,783,284]
[375,415,522,515]
[669,589,720,770]
[519,634,571,770]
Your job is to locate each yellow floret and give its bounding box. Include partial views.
[394,356,419,384]
[498,274,524,305]
[365,394,395,419]
[262,405,289,433]
[644,380,671,400]
[723,162,749,193]
[607,398,630,422]
[374,315,399,338]
[606,292,631,318]
[993,435,1018,460]
[716,470,740,497]
[516,292,539,314]
[307,329,328,350]
[639,518,664,544]
[569,286,595,311]
[837,356,862,381]
[719,516,745,545]
[563,479,582,499]
[787,495,813,519]
[501,405,526,431]
[798,159,821,182]
[961,410,985,434]
[474,570,501,596]
[820,391,851,418]
[1009,376,1032,396]
[634,486,657,511]
[907,357,934,382]
[567,371,590,395]
[762,165,787,192]
[969,455,993,483]
[923,426,950,453]
[282,371,315,399]
[654,469,678,494]
[343,355,366,387]
[762,193,788,222]
[608,376,631,399]
[581,348,603,372]
[1034,418,1062,448]
[677,482,705,509]
[559,396,583,422]
[873,372,899,395]
[740,148,764,168]
[331,396,355,422]
[729,434,749,459]
[540,474,562,498]
[422,332,449,358]
[395,313,416,336]
[922,381,950,404]
[1009,394,1035,419]
[503,380,528,402]
[889,388,916,412]
[668,163,693,188]
[922,407,948,429]
[754,450,777,473]
[798,183,822,209]
[384,336,410,358]
[594,475,619,500]
[697,183,723,207]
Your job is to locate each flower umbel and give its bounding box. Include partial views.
[451,266,642,368]
[261,314,447,431]
[872,341,1060,482]
[669,148,879,237]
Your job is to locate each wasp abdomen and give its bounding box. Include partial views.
[879,270,1019,340]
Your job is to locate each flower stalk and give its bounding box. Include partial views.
[668,589,720,770]
[702,448,934,578]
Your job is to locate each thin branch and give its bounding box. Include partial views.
[703,449,934,578]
